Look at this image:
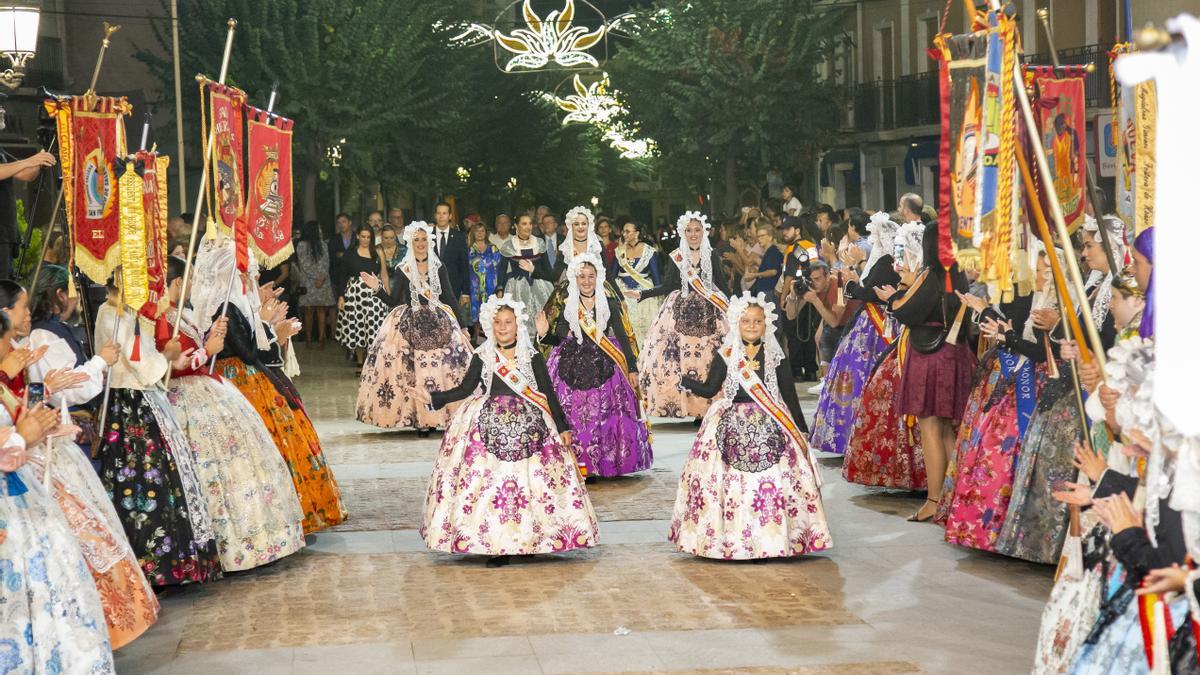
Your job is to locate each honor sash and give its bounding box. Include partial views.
[864,303,895,344]
[998,346,1036,442]
[721,344,819,486]
[402,261,458,324]
[579,309,628,374]
[617,247,654,290]
[491,352,555,426]
[671,250,728,312]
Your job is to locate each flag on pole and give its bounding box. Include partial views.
[244,107,294,269]
[208,83,248,271]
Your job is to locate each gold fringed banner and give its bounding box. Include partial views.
[1133,81,1156,235]
[116,159,149,311]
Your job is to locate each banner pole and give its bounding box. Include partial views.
[170,19,237,342]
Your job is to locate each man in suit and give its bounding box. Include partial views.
[431,201,470,317]
[538,212,560,271]
[328,212,355,296]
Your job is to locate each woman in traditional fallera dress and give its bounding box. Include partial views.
[539,206,639,359]
[156,256,306,572]
[0,368,115,672]
[356,222,473,436]
[195,238,345,534]
[539,253,652,478]
[809,212,900,455]
[668,292,829,560]
[942,243,1061,552]
[636,212,732,419]
[612,218,661,344]
[94,273,222,587]
[0,279,160,648]
[841,223,926,490]
[419,296,598,566]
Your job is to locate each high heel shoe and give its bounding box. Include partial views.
[907,497,939,523]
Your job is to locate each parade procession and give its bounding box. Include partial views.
[0,0,1197,673]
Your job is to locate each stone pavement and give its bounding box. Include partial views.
[115,348,1053,674]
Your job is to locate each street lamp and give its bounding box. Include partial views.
[0,4,39,90]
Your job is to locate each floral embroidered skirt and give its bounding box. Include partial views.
[26,439,159,649]
[356,304,472,430]
[168,374,306,571]
[841,347,926,489]
[943,377,1023,553]
[623,294,661,347]
[96,388,221,587]
[638,290,728,419]
[809,310,894,455]
[935,349,1002,524]
[547,335,652,477]
[0,467,115,672]
[422,394,598,556]
[995,369,1082,564]
[668,401,830,560]
[218,358,346,534]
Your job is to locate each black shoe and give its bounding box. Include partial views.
[692,417,702,427]
[486,555,511,568]
[417,428,430,439]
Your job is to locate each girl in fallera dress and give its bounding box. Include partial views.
[808,212,901,456]
[418,296,598,566]
[668,291,829,560]
[0,309,115,671]
[841,222,927,490]
[156,256,306,572]
[193,238,345,534]
[538,253,652,478]
[613,218,662,344]
[497,212,555,338]
[94,271,221,586]
[636,211,732,419]
[0,279,159,647]
[356,222,473,436]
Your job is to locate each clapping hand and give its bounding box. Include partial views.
[42,368,90,394]
[1072,442,1108,482]
[16,403,58,446]
[955,291,988,314]
[1091,492,1143,535]
[874,285,898,302]
[1137,565,1190,596]
[359,272,382,291]
[2,345,48,378]
[1052,481,1094,507]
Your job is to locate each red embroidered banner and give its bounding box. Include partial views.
[49,97,131,283]
[138,151,170,319]
[209,84,247,270]
[1035,70,1088,232]
[244,108,294,269]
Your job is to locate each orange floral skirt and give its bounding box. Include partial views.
[217,358,347,533]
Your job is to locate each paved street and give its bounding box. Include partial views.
[116,348,1053,674]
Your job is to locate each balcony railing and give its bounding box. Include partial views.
[1023,43,1114,110]
[843,44,1114,133]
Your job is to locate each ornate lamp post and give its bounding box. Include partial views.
[0,4,39,90]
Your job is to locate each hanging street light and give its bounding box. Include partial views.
[0,4,39,90]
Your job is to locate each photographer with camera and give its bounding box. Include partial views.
[785,258,847,375]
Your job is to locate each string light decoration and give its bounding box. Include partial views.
[548,72,654,159]
[452,0,634,74]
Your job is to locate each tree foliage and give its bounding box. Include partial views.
[610,0,848,215]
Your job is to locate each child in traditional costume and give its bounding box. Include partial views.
[356,222,473,436]
[539,253,651,478]
[420,296,598,566]
[157,256,306,572]
[668,291,829,560]
[636,212,732,419]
